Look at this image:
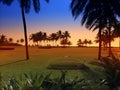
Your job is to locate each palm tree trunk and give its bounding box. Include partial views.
[119,36,120,49]
[98,28,102,60]
[108,26,111,57]
[21,5,29,60]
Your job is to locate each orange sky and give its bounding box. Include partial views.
[2,26,119,47]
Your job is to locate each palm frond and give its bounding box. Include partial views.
[45,0,49,3]
[70,0,88,19]
[33,0,40,13]
[0,0,14,5]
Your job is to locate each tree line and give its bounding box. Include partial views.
[77,39,92,47]
[71,0,120,59]
[29,30,72,47]
[0,34,24,45]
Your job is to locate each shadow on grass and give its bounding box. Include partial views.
[47,62,90,70]
[47,62,101,81]
[0,59,27,67]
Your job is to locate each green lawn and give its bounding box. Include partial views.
[0,46,113,78]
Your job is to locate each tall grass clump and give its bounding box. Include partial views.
[0,71,99,90]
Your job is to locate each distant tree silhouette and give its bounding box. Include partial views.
[57,30,62,46]
[95,30,114,51]
[42,32,47,46]
[102,30,110,50]
[16,39,19,44]
[0,34,7,44]
[30,31,49,46]
[67,41,72,47]
[46,36,51,46]
[20,38,24,44]
[36,31,43,46]
[60,39,71,47]
[70,0,120,59]
[77,39,83,47]
[29,30,72,47]
[60,31,71,47]
[113,22,120,48]
[0,0,49,60]
[30,32,40,46]
[77,39,92,47]
[88,40,92,47]
[50,33,58,46]
[63,31,71,40]
[9,38,13,43]
[83,39,88,47]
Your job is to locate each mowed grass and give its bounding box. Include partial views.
[0,46,110,78]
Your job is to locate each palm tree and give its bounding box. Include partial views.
[70,0,120,60]
[88,40,92,47]
[95,29,114,51]
[113,22,120,49]
[57,30,62,46]
[0,34,7,44]
[57,30,62,38]
[67,41,72,47]
[0,0,49,60]
[60,39,67,47]
[30,31,42,46]
[42,32,47,46]
[71,0,104,59]
[83,39,88,47]
[50,33,57,46]
[63,31,71,40]
[20,38,24,44]
[36,31,43,46]
[77,39,83,47]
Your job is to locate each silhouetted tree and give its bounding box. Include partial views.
[77,39,83,47]
[113,22,120,48]
[42,32,47,46]
[63,31,71,40]
[30,31,49,46]
[9,38,13,43]
[30,32,40,46]
[70,0,120,59]
[57,30,62,46]
[20,38,24,44]
[50,33,58,46]
[95,29,114,51]
[0,0,49,60]
[83,39,88,47]
[16,39,19,44]
[60,39,71,47]
[67,41,72,47]
[60,31,71,47]
[0,34,7,44]
[36,31,43,46]
[88,40,92,47]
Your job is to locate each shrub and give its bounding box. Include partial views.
[91,54,120,90]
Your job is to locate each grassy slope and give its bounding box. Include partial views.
[0,46,108,78]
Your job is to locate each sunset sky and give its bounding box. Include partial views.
[0,0,119,46]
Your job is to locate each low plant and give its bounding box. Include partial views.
[41,70,96,90]
[92,53,120,90]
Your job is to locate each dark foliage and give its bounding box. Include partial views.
[91,53,120,90]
